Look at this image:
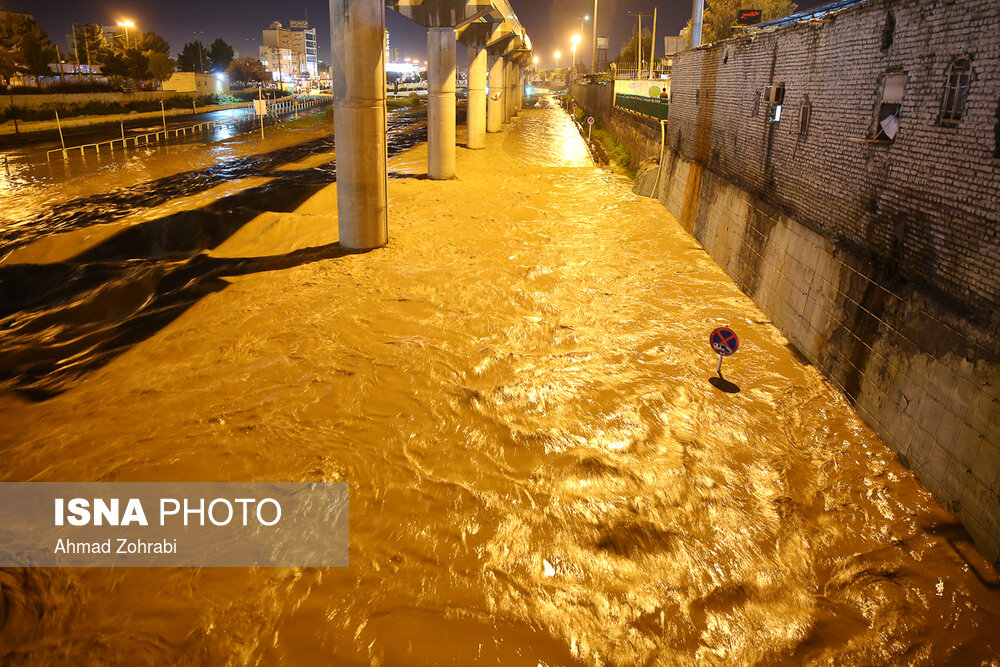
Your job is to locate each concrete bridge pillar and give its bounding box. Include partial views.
[427,27,457,179]
[329,0,387,249]
[510,63,519,118]
[504,58,513,123]
[487,54,504,133]
[466,45,487,149]
[516,68,523,111]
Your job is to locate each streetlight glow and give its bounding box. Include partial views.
[117,20,135,49]
[571,34,581,46]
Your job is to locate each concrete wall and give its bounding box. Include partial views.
[573,83,663,167]
[162,72,230,95]
[583,0,1000,563]
[0,90,198,110]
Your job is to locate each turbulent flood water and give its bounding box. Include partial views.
[0,96,998,665]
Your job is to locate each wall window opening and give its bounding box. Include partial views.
[941,58,972,125]
[764,83,784,123]
[871,72,906,141]
[799,96,812,135]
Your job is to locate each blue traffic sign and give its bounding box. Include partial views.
[710,327,739,356]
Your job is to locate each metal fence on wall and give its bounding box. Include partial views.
[614,93,669,121]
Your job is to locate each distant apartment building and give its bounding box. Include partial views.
[259,20,317,80]
[385,31,400,64]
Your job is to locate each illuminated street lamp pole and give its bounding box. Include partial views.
[576,16,589,72]
[570,34,580,84]
[591,0,598,73]
[554,50,561,78]
[117,20,134,49]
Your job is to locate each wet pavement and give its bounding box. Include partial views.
[0,99,328,157]
[0,95,998,665]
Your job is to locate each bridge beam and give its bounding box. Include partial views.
[331,0,388,249]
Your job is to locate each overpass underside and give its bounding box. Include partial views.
[330,0,534,250]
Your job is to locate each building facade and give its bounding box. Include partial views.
[260,20,317,80]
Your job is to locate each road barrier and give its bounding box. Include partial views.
[614,93,669,121]
[45,95,328,163]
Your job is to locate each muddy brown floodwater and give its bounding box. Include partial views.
[0,96,998,665]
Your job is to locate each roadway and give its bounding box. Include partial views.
[0,100,329,159]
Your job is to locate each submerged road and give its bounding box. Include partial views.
[0,98,330,159]
[0,96,998,664]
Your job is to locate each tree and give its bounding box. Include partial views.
[19,30,55,79]
[0,45,18,82]
[99,51,128,78]
[227,56,267,84]
[177,41,207,72]
[136,31,170,55]
[147,52,174,81]
[71,24,112,68]
[0,12,56,81]
[123,48,149,80]
[208,38,234,72]
[682,0,798,45]
[614,29,655,70]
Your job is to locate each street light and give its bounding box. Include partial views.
[117,20,134,50]
[570,34,580,85]
[591,0,599,74]
[576,15,589,71]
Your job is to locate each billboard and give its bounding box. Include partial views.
[289,20,309,29]
[736,9,763,25]
[663,36,685,54]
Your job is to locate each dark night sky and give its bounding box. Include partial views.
[5,0,831,69]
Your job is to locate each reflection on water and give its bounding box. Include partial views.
[0,95,998,664]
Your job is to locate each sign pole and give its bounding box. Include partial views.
[717,353,724,376]
[55,110,67,159]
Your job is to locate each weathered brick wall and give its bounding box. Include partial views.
[608,0,999,562]
[667,0,1000,315]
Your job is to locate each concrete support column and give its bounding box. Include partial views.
[503,58,513,123]
[511,65,519,117]
[427,27,456,179]
[516,68,523,111]
[330,0,387,249]
[487,54,504,133]
[466,45,487,149]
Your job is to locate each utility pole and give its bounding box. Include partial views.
[591,0,598,74]
[691,0,705,47]
[649,7,657,79]
[628,11,652,78]
[83,26,92,70]
[72,24,81,73]
[55,45,65,83]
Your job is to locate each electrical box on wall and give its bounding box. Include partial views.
[763,84,785,105]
